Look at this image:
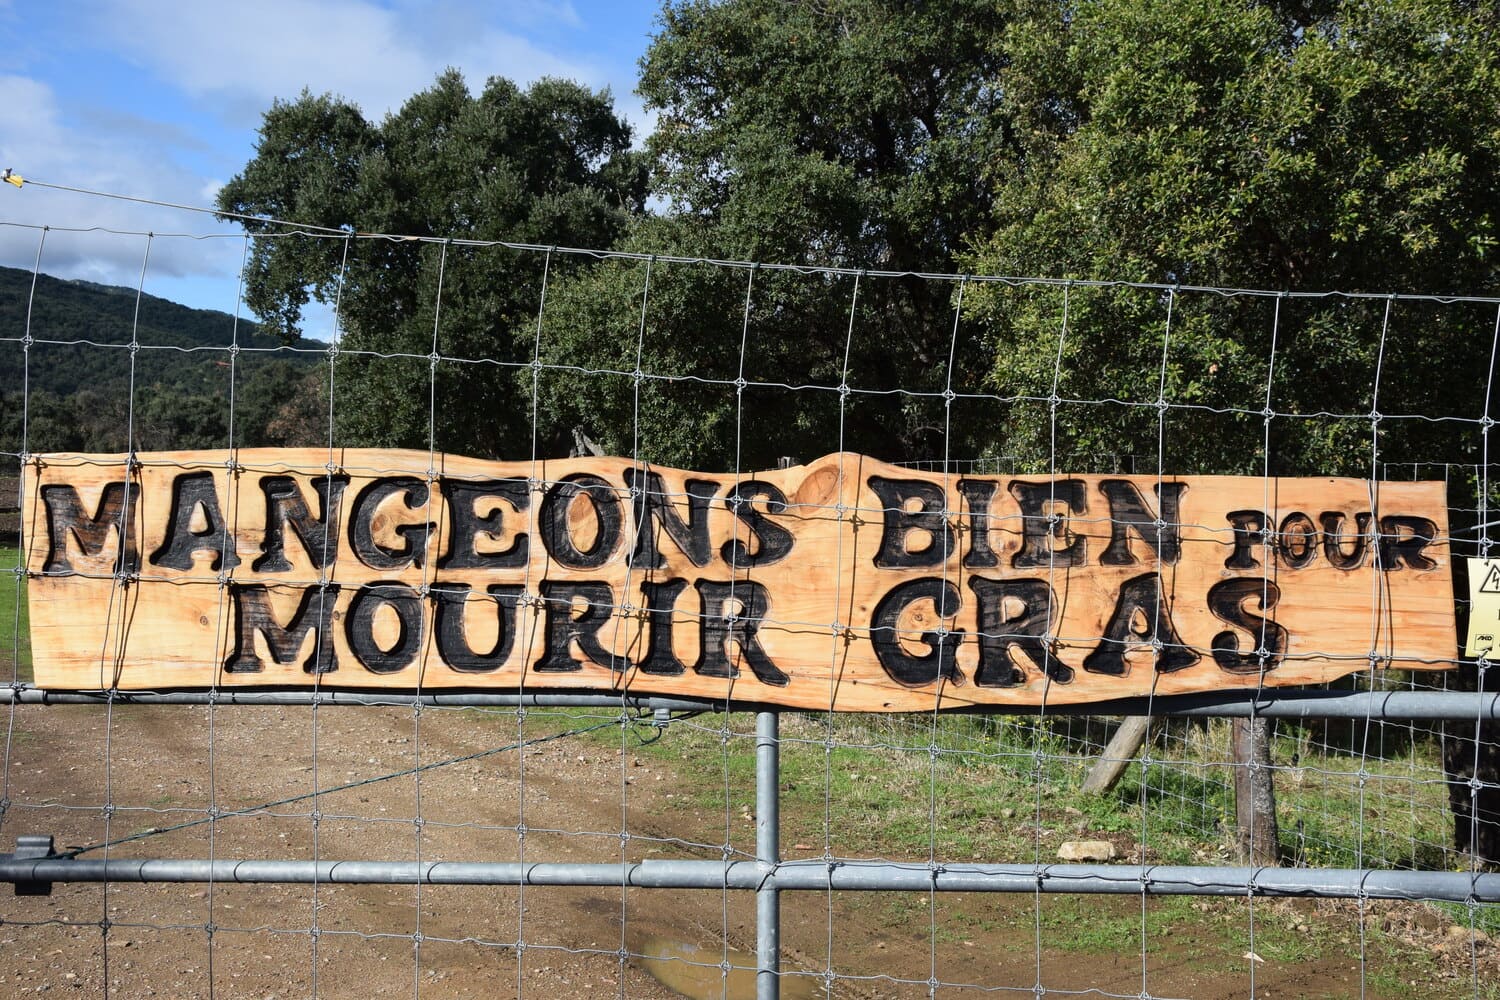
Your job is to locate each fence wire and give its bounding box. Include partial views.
[0,216,1497,1000]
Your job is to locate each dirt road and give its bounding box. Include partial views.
[0,703,1489,998]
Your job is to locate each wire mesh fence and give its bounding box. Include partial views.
[0,216,1497,999]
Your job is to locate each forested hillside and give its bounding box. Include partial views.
[0,266,326,453]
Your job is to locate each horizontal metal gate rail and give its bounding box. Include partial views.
[4,692,1496,999]
[3,685,1498,720]
[1,856,1496,903]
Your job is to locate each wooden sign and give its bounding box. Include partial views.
[21,450,1455,710]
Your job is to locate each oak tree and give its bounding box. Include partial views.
[216,70,647,456]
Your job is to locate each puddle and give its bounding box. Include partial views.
[633,934,830,1000]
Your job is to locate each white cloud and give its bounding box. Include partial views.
[0,73,242,293]
[478,0,583,30]
[0,2,649,312]
[92,0,603,122]
[0,74,63,152]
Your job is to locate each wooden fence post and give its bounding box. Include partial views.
[1081,715,1155,796]
[1231,717,1280,865]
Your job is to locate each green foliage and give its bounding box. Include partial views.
[209,0,1499,476]
[529,0,1018,467]
[0,266,325,453]
[641,0,1008,270]
[216,70,648,458]
[967,0,1500,475]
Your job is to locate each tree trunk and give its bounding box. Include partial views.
[1231,717,1280,865]
[1443,659,1500,864]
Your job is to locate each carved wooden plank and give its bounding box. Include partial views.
[21,450,1455,710]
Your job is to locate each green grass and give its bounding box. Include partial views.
[0,546,29,682]
[552,706,1497,994]
[566,711,1476,881]
[578,712,1224,864]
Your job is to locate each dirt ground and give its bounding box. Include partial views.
[0,703,1492,999]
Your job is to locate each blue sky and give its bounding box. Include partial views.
[0,0,661,337]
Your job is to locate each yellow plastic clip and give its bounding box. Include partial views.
[2,169,22,188]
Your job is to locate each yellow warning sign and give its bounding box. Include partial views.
[1466,558,1500,657]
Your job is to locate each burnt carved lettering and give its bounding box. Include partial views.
[1224,510,1268,570]
[870,578,964,687]
[957,479,1000,568]
[439,478,530,570]
[637,578,691,675]
[1207,578,1287,673]
[1099,480,1184,566]
[1009,480,1087,568]
[346,582,424,674]
[1082,573,1198,676]
[1320,511,1372,570]
[348,478,433,570]
[627,469,720,569]
[533,581,619,671]
[539,475,623,570]
[40,482,139,575]
[224,583,339,674]
[150,472,241,572]
[432,583,525,672]
[1378,516,1439,571]
[720,480,794,568]
[869,476,954,569]
[253,475,348,573]
[968,577,1073,686]
[1277,512,1318,569]
[694,580,788,686]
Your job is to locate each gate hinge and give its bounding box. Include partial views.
[2,834,57,896]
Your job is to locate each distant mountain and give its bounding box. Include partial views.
[0,266,330,454]
[0,266,324,398]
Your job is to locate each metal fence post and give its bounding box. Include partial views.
[756,709,781,1000]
